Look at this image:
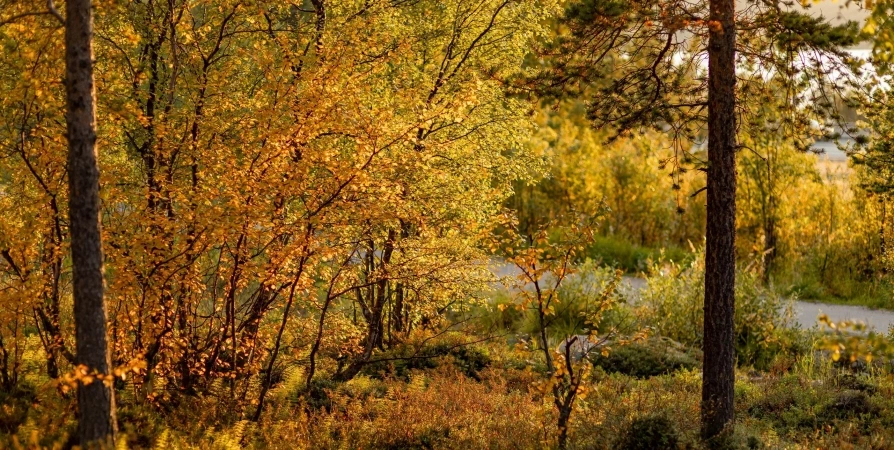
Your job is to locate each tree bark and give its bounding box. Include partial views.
[335,231,397,382]
[881,198,887,275]
[761,154,776,284]
[702,0,737,440]
[762,209,776,284]
[64,0,118,445]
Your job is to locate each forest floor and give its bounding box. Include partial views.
[5,263,893,449]
[61,331,894,450]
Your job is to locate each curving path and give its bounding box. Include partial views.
[789,301,894,332]
[491,260,894,332]
[620,276,894,332]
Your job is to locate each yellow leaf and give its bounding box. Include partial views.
[864,17,878,35]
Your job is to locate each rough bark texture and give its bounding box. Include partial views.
[702,0,737,440]
[64,0,118,445]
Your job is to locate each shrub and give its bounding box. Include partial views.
[615,415,680,450]
[480,261,626,341]
[589,336,699,378]
[820,390,877,420]
[474,289,525,332]
[833,372,878,394]
[586,236,691,274]
[634,250,799,370]
[361,341,492,381]
[743,375,841,431]
[0,385,34,434]
[253,365,551,450]
[746,436,762,450]
[304,378,339,411]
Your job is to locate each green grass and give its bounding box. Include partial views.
[782,276,894,310]
[559,231,894,312]
[584,234,894,311]
[583,235,692,274]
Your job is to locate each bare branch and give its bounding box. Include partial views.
[47,0,64,24]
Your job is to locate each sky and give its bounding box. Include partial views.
[804,0,870,23]
[797,1,872,161]
[796,0,871,48]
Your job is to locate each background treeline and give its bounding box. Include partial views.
[512,99,891,305]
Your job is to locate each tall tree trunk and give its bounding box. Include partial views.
[762,208,776,284]
[702,0,737,440]
[761,155,776,284]
[881,198,887,275]
[64,0,118,445]
[393,284,405,333]
[762,221,775,280]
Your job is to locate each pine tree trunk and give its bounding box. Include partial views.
[64,0,118,445]
[702,0,737,440]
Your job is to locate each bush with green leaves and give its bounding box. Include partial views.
[589,336,700,378]
[585,235,692,274]
[634,250,799,369]
[479,260,626,341]
[361,341,492,382]
[615,414,680,450]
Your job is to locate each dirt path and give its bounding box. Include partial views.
[619,276,894,332]
[492,260,894,331]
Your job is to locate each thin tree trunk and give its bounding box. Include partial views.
[335,306,383,381]
[763,211,776,284]
[253,277,300,422]
[761,155,777,284]
[881,198,887,275]
[336,231,396,381]
[702,0,737,440]
[63,0,117,444]
[393,284,405,333]
[555,395,572,450]
[0,334,11,391]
